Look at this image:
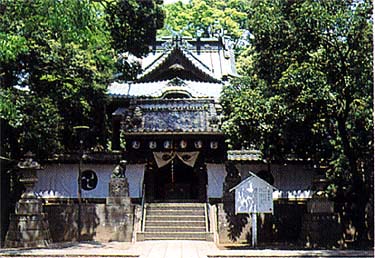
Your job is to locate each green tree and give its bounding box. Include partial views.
[1,0,114,159]
[0,0,164,160]
[106,0,164,80]
[222,0,373,245]
[159,0,249,47]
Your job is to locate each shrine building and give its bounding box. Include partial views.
[108,35,233,203]
[25,35,322,244]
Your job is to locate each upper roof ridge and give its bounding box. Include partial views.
[137,38,220,83]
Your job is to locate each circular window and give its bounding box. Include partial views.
[81,170,98,191]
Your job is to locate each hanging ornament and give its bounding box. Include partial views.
[132,141,140,149]
[194,140,203,149]
[164,140,172,149]
[149,141,157,149]
[180,140,187,149]
[210,141,218,149]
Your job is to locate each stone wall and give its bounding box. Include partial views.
[44,201,136,243]
[215,201,306,245]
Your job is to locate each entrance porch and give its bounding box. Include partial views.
[144,157,208,202]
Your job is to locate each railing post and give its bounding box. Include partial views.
[204,203,209,233]
[205,184,210,232]
[141,184,146,232]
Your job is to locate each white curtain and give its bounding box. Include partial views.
[125,164,145,197]
[153,152,175,168]
[176,152,199,167]
[153,152,199,168]
[33,164,145,198]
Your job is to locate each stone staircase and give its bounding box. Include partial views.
[137,202,213,241]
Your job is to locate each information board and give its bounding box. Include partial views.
[230,172,277,246]
[232,173,275,214]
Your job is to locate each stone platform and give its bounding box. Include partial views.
[0,240,373,258]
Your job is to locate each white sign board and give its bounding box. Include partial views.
[231,172,276,214]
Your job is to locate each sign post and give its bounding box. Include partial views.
[251,213,257,246]
[230,171,277,247]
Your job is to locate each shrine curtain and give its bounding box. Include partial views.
[153,152,199,168]
[33,164,145,198]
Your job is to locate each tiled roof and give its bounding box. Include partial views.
[114,99,222,133]
[227,150,313,162]
[108,79,223,100]
[227,150,263,161]
[139,37,238,82]
[138,46,219,82]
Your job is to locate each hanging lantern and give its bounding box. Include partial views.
[149,141,157,149]
[132,141,140,149]
[164,140,172,149]
[210,141,218,149]
[180,140,187,149]
[194,140,203,149]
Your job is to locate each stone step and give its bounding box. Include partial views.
[145,220,206,227]
[147,203,205,208]
[146,209,205,216]
[140,232,211,241]
[140,202,211,241]
[147,205,204,210]
[145,226,206,233]
[146,215,205,221]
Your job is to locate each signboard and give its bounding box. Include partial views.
[230,171,277,247]
[231,172,276,214]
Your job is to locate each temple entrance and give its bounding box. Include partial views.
[145,156,207,202]
[155,158,197,200]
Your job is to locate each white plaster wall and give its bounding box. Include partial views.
[235,163,317,199]
[33,163,145,198]
[207,163,226,198]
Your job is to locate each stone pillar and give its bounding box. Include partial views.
[300,175,343,248]
[5,155,52,248]
[104,160,134,242]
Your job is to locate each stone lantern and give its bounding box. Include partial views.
[5,153,52,248]
[300,174,343,248]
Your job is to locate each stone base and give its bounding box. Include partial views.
[300,213,344,248]
[5,197,51,248]
[307,198,334,213]
[107,197,131,206]
[104,196,134,242]
[99,221,133,242]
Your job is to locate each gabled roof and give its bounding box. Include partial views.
[138,36,238,82]
[108,78,223,100]
[138,45,220,83]
[230,171,278,192]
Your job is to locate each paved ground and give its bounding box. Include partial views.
[0,241,373,258]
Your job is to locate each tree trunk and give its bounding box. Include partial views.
[336,116,369,246]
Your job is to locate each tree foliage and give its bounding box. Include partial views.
[159,0,249,46]
[0,0,164,160]
[222,0,373,245]
[106,0,164,80]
